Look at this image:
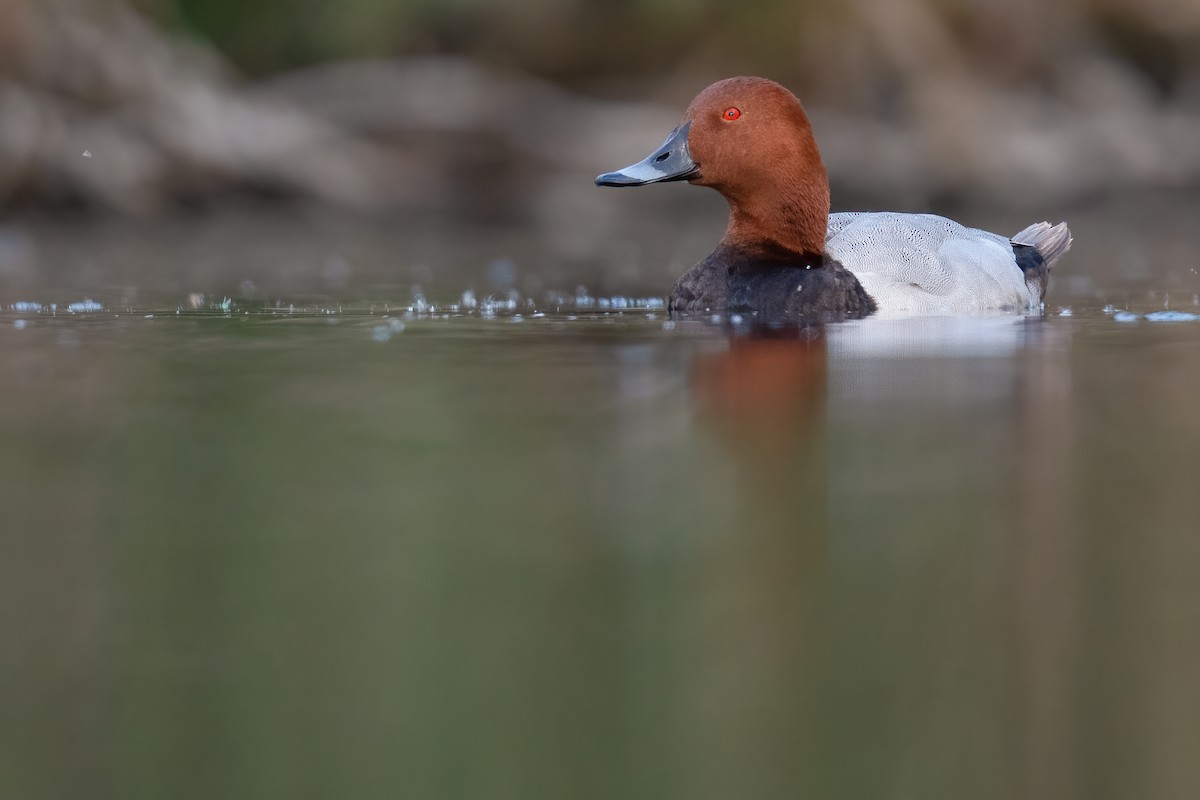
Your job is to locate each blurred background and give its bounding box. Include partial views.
[8,0,1200,211]
[3,0,1200,301]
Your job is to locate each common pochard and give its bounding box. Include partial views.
[596,77,1072,321]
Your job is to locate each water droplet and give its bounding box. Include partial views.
[67,299,102,313]
[487,258,517,290]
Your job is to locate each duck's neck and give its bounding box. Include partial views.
[720,170,830,263]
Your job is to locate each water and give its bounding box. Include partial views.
[3,207,1200,799]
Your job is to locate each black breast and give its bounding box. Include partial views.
[669,245,877,324]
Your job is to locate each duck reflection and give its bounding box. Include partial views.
[678,315,1081,799]
[690,323,828,449]
[682,322,833,797]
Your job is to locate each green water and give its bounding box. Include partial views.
[2,300,1199,800]
[3,195,1200,799]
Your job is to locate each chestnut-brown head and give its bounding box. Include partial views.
[597,77,831,258]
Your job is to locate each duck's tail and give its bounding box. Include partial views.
[1011,221,1073,269]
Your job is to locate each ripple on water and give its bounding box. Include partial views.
[29,292,1199,331]
[1111,310,1200,323]
[3,290,672,324]
[1145,310,1200,322]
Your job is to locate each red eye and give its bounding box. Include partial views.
[723,107,741,121]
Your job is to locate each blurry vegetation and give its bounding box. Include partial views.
[6,0,1200,215]
[127,0,1200,102]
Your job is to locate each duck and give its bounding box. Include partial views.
[595,77,1072,321]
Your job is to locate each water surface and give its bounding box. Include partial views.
[3,207,1200,799]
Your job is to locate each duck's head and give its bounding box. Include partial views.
[596,77,830,257]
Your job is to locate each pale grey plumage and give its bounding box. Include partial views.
[825,212,1071,313]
